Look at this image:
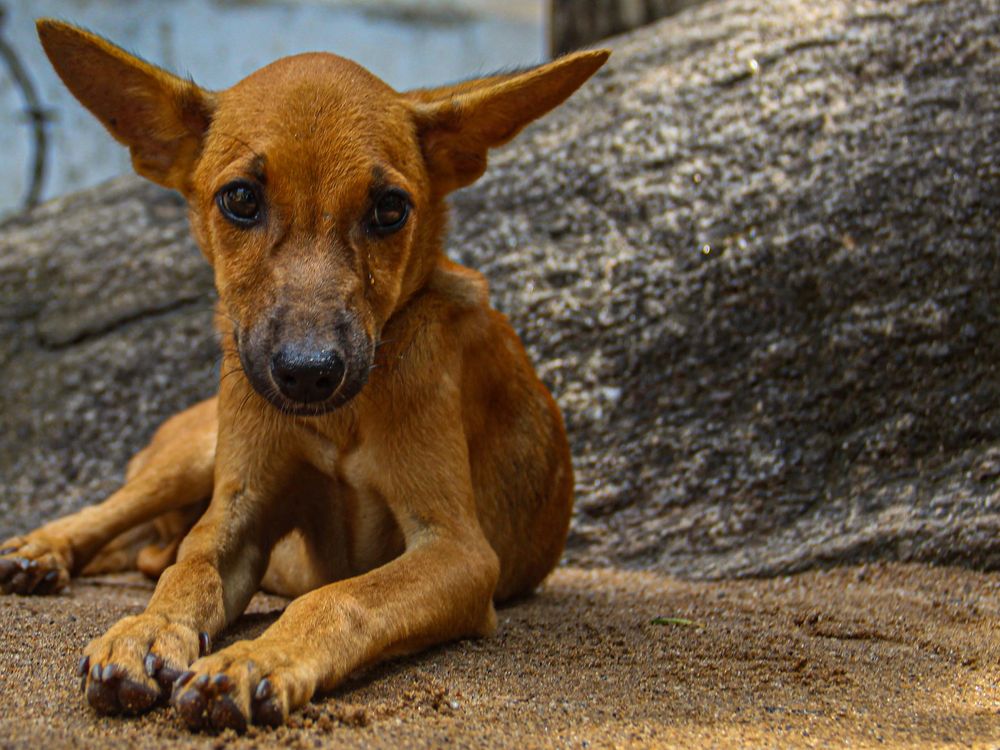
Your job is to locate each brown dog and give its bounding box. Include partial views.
[0,20,607,732]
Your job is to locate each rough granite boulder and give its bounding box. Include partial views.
[1,0,998,579]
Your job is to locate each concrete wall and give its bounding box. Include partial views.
[0,0,544,217]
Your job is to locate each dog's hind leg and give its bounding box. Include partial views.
[80,503,208,579]
[0,398,218,595]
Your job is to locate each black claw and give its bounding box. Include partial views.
[211,673,232,692]
[18,558,33,571]
[198,632,211,657]
[101,664,120,683]
[193,674,209,690]
[254,697,284,728]
[177,670,195,686]
[90,663,103,682]
[254,678,273,701]
[77,656,90,677]
[144,652,162,677]
[211,695,248,733]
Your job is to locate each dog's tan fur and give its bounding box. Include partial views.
[0,21,607,731]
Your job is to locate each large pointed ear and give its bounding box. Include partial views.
[36,19,214,194]
[408,49,609,195]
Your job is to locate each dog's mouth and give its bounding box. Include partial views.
[234,326,373,417]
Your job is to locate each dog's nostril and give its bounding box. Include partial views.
[269,345,345,404]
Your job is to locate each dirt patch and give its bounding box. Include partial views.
[1,563,998,748]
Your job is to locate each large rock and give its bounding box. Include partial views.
[1,0,998,578]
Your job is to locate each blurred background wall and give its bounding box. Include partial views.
[0,0,705,218]
[0,0,545,217]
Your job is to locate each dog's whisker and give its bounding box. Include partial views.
[219,368,245,384]
[234,387,255,421]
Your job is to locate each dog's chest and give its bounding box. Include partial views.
[287,424,404,580]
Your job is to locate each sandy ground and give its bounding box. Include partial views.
[1,563,999,749]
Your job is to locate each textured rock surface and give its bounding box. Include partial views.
[1,0,998,578]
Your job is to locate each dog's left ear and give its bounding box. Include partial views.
[408,50,610,195]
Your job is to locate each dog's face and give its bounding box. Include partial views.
[37,20,608,415]
[190,56,435,415]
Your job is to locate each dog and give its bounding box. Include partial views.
[0,20,608,732]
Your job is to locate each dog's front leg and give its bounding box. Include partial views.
[78,416,292,718]
[172,412,501,732]
[174,527,499,731]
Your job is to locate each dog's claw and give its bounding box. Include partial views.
[251,678,285,727]
[198,632,211,656]
[144,652,162,678]
[254,678,273,701]
[176,670,195,688]
[78,656,89,693]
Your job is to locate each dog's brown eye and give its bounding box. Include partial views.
[217,182,261,226]
[371,190,409,234]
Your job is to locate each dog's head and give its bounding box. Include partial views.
[37,20,608,415]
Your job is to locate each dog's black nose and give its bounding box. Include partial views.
[270,344,345,404]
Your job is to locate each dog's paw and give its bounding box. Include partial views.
[80,613,209,716]
[0,533,72,595]
[172,639,315,732]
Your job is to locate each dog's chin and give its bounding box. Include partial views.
[254,381,364,417]
[257,390,351,417]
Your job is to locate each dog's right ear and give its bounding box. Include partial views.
[36,19,214,194]
[408,50,609,196]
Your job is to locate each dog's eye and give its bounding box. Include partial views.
[217,182,261,226]
[371,190,410,235]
